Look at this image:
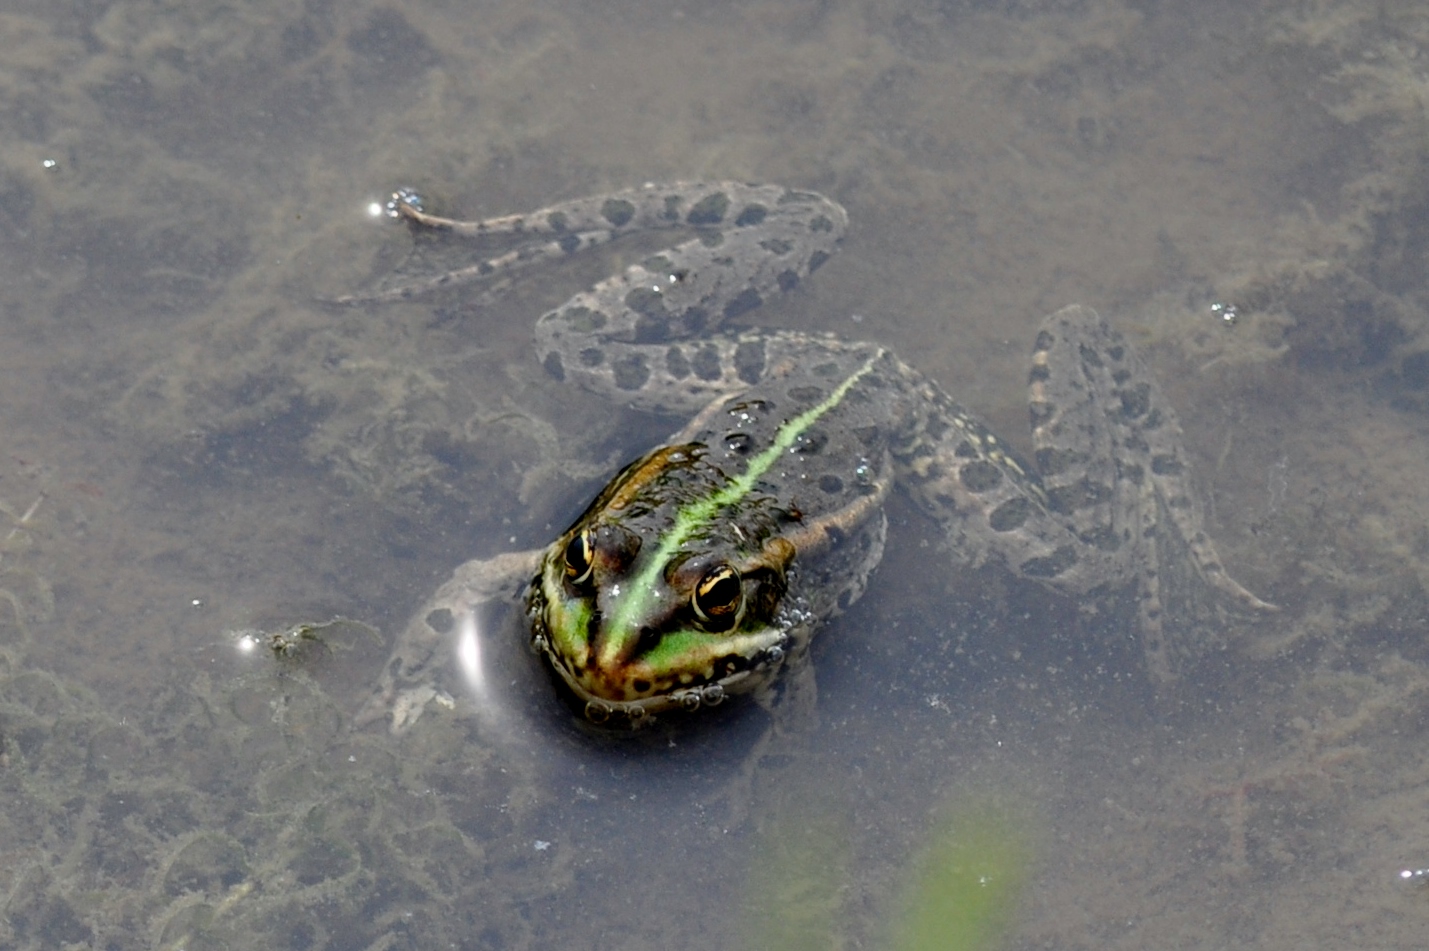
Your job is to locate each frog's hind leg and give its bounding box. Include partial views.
[1029,305,1274,679]
[1031,306,1274,607]
[338,183,845,315]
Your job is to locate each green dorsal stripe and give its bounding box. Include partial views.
[604,351,883,652]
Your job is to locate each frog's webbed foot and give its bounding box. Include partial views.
[356,549,543,733]
[1132,476,1277,682]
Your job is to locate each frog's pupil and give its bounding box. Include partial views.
[564,531,594,586]
[694,566,742,630]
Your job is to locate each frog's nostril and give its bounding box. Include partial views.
[634,626,662,656]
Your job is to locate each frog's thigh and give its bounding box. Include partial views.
[898,390,1122,594]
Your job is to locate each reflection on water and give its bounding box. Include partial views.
[3,0,1429,948]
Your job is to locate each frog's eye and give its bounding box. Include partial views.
[563,530,595,587]
[692,565,742,632]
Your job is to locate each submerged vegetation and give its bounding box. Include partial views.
[745,796,1031,951]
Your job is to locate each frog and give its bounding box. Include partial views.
[350,181,1274,732]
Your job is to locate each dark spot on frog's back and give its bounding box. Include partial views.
[723,288,763,320]
[734,339,766,384]
[625,286,668,319]
[787,385,824,405]
[735,204,768,227]
[686,192,730,226]
[613,353,650,390]
[792,429,828,454]
[988,497,1030,531]
[1077,343,1104,368]
[819,474,844,494]
[724,432,754,455]
[601,198,636,227]
[1035,446,1081,477]
[691,344,723,381]
[959,460,1003,493]
[665,345,691,379]
[1118,384,1152,420]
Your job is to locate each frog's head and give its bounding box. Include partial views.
[526,448,799,725]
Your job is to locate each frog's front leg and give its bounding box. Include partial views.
[356,549,543,733]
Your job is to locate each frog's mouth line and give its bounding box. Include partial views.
[530,631,791,727]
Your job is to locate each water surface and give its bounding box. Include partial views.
[3,1,1429,948]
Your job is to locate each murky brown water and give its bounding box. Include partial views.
[3,1,1429,948]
